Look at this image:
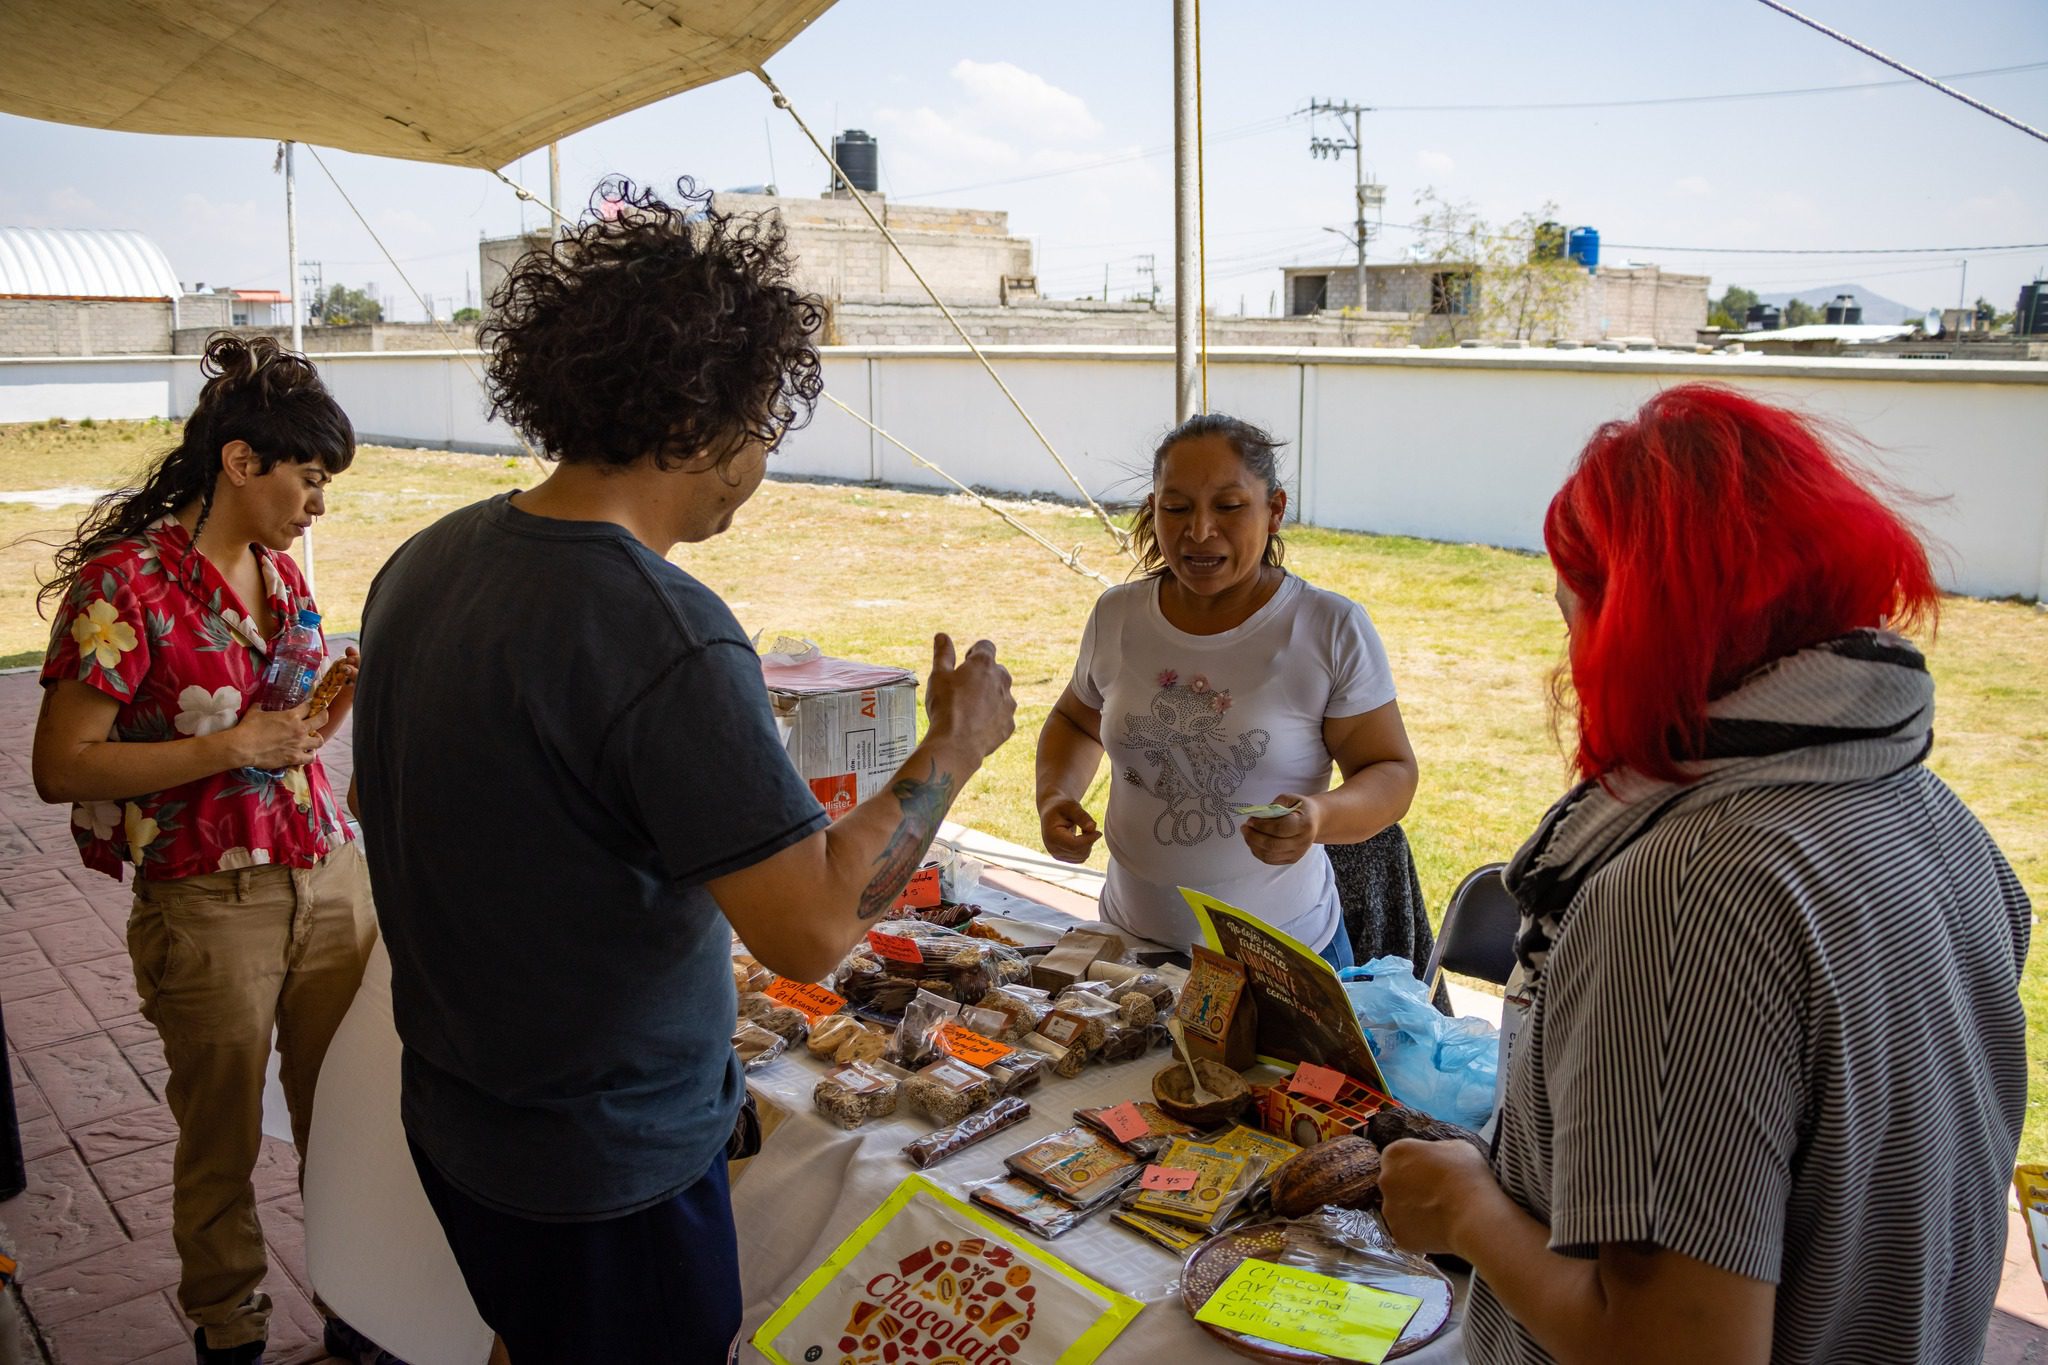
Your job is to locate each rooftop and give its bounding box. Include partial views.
[0,227,180,301]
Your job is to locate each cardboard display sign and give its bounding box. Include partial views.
[753,1175,1142,1365]
[1182,888,1388,1092]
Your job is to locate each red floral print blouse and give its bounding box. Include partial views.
[39,515,351,881]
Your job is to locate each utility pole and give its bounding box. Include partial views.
[282,140,312,594]
[1138,253,1160,307]
[1173,0,1200,420]
[548,142,563,241]
[1306,98,1382,314]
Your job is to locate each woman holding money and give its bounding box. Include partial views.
[1035,413,1418,966]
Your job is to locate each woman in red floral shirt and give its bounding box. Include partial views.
[31,335,381,1365]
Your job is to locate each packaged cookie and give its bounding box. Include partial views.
[975,984,1052,1042]
[731,952,775,995]
[1046,991,1120,1051]
[806,1012,873,1062]
[1097,1019,1161,1063]
[1003,1125,1143,1208]
[812,1060,909,1131]
[901,1057,996,1125]
[745,999,810,1045]
[731,1022,788,1072]
[833,923,1029,1018]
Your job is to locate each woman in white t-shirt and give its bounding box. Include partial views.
[1035,413,1419,963]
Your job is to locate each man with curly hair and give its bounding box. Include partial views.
[349,180,1016,1363]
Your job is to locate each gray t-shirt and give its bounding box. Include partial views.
[355,494,826,1220]
[1470,770,2030,1363]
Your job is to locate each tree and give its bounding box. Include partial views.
[1972,295,2015,330]
[452,306,481,323]
[318,283,383,325]
[1783,298,1821,327]
[1712,285,1759,330]
[1407,191,1584,343]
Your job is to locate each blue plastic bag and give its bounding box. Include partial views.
[1338,956,1498,1130]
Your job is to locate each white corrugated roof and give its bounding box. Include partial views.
[1733,323,1915,344]
[0,227,181,300]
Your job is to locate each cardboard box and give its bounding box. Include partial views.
[1250,1074,1395,1149]
[760,648,918,807]
[1030,925,1129,993]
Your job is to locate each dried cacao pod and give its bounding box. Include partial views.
[1269,1135,1382,1218]
[1365,1105,1490,1158]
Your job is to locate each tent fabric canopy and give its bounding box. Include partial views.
[0,0,836,169]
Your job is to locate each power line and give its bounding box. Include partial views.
[1367,59,2048,113]
[1751,2,2048,145]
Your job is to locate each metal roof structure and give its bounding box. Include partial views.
[1732,323,1917,344]
[0,0,836,170]
[0,226,181,300]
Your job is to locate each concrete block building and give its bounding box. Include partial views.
[1282,258,1709,347]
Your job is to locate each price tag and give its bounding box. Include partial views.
[937,1022,1012,1068]
[1098,1102,1151,1144]
[1140,1165,1199,1192]
[866,929,925,964]
[765,977,845,1023]
[1193,1260,1422,1363]
[1288,1062,1347,1103]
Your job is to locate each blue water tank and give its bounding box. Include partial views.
[1567,226,1600,274]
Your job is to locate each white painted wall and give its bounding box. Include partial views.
[6,347,2044,598]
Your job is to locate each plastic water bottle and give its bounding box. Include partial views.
[256,609,324,711]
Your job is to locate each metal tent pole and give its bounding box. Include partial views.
[1173,0,1200,423]
[285,141,315,595]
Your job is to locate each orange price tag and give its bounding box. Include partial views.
[937,1022,1012,1068]
[765,977,846,1023]
[1140,1166,1199,1192]
[1099,1102,1151,1144]
[1289,1062,1347,1102]
[866,929,924,964]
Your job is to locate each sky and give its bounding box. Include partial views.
[3,0,2043,323]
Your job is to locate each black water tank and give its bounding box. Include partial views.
[1824,293,1862,325]
[1745,303,1782,331]
[2018,282,2048,336]
[832,130,879,193]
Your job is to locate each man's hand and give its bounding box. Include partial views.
[1243,793,1319,865]
[1378,1135,1503,1257]
[1039,798,1100,863]
[923,634,1015,763]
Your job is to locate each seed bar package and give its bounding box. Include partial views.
[1003,1125,1143,1208]
[1206,1123,1304,1184]
[1073,1101,1197,1159]
[1123,1138,1269,1232]
[966,1175,1101,1240]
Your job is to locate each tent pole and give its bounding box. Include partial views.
[285,140,314,595]
[1173,0,1199,424]
[548,143,563,241]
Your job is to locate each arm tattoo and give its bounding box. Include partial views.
[856,761,957,920]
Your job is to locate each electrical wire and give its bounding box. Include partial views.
[1367,59,2048,113]
[1751,1,2048,145]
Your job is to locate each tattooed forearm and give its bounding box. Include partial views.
[856,762,957,920]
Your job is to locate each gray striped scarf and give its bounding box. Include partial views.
[1503,629,1935,986]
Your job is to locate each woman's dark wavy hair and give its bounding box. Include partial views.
[38,333,354,613]
[479,176,825,471]
[1127,412,1288,579]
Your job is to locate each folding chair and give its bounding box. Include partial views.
[1423,862,1521,993]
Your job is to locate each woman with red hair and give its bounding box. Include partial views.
[1379,384,2028,1365]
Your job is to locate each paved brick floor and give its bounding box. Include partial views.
[0,665,347,1365]
[1,657,2045,1363]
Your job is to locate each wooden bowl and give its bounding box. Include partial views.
[1151,1057,1251,1127]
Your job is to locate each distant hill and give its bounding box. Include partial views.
[1755,284,1927,325]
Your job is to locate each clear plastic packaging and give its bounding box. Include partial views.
[975,983,1053,1042]
[812,1059,911,1130]
[887,989,962,1069]
[965,1174,1100,1240]
[732,1021,789,1072]
[738,992,809,1045]
[1040,991,1121,1053]
[834,921,1031,1019]
[807,1012,887,1065]
[903,1096,1030,1169]
[1073,1101,1197,1160]
[984,1045,1054,1097]
[1003,1125,1144,1209]
[1120,1137,1271,1234]
[901,1057,997,1125]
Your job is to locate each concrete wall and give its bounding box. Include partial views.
[1286,263,1709,347]
[171,323,480,355]
[0,299,172,356]
[5,346,2043,599]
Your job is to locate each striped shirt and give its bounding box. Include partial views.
[1470,768,2031,1363]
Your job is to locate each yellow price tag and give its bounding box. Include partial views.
[1193,1260,1421,1363]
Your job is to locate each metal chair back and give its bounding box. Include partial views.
[1424,862,1521,990]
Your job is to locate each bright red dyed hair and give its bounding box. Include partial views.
[1545,383,1939,783]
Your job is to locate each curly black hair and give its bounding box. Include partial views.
[479,177,825,470]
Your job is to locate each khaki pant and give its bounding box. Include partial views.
[128,842,376,1351]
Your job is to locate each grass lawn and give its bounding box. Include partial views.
[6,419,2044,1157]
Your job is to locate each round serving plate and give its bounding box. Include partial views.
[1179,1220,1454,1362]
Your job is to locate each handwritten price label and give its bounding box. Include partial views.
[765,977,845,1023]
[1098,1102,1151,1144]
[1140,1165,1199,1192]
[937,1022,1013,1068]
[1288,1062,1347,1103]
[866,929,925,964]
